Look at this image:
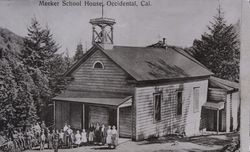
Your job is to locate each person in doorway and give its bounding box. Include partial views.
[94,122,101,145]
[100,124,107,145]
[88,123,95,145]
[106,126,112,149]
[111,125,118,149]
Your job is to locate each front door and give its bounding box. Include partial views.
[119,106,132,138]
[88,106,110,127]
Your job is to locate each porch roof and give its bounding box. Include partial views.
[202,102,224,110]
[53,96,132,107]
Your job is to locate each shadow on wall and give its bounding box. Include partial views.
[161,84,189,136]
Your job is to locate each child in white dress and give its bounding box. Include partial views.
[111,126,118,149]
[40,131,46,150]
[106,126,112,148]
[75,130,81,147]
[81,129,87,145]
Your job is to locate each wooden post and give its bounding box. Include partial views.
[111,26,113,44]
[92,26,95,44]
[117,107,120,138]
[82,104,85,129]
[217,109,219,134]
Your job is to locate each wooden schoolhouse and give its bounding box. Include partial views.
[53,15,239,141]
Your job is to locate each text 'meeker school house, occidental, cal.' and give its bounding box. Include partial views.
[53,14,239,141]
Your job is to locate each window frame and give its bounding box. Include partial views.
[153,92,162,123]
[92,61,104,69]
[193,87,200,113]
[176,91,183,116]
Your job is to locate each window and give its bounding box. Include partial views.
[193,87,200,113]
[177,91,182,115]
[154,93,162,122]
[93,61,104,69]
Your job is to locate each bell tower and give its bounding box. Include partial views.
[89,5,116,49]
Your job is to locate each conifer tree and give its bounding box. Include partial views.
[192,7,240,82]
[20,18,59,120]
[64,48,72,70]
[73,42,84,61]
[0,54,38,131]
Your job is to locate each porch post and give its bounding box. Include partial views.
[82,104,85,129]
[117,107,120,138]
[217,109,219,134]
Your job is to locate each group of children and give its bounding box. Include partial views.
[61,122,118,149]
[0,121,56,151]
[0,121,119,151]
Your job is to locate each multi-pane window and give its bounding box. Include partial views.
[193,87,200,113]
[177,91,182,115]
[154,93,162,122]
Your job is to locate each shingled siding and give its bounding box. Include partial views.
[134,79,208,140]
[68,49,134,93]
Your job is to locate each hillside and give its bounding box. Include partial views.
[0,27,24,57]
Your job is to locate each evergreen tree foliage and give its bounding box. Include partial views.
[192,7,240,82]
[73,42,84,61]
[64,48,72,70]
[0,50,38,132]
[21,18,59,74]
[20,18,60,121]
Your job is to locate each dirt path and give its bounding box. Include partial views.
[25,133,238,152]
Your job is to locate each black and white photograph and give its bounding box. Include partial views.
[0,0,246,151]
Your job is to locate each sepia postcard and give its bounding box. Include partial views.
[0,0,248,151]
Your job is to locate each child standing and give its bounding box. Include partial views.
[47,130,53,149]
[88,123,95,144]
[40,131,46,150]
[59,129,64,147]
[106,126,112,149]
[75,130,81,147]
[81,129,87,145]
[111,126,118,149]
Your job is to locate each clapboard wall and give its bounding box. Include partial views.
[68,49,134,94]
[134,79,208,140]
[208,88,226,102]
[55,101,70,129]
[119,106,132,138]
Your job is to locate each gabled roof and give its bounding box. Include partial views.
[209,76,239,92]
[65,44,213,81]
[102,46,213,81]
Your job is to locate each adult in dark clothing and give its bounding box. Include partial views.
[100,124,107,145]
[88,123,95,144]
[94,122,101,144]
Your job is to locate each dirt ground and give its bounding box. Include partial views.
[25,133,239,152]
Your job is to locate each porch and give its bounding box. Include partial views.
[202,101,225,133]
[53,95,133,138]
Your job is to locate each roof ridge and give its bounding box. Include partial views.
[169,46,212,72]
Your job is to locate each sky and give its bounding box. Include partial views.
[0,0,241,57]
